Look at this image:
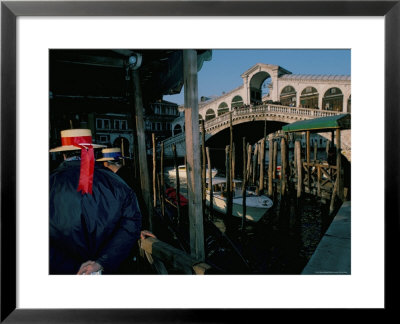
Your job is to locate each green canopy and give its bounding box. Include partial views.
[282,113,351,133]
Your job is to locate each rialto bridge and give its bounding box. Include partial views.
[164,63,351,160]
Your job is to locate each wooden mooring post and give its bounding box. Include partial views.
[241,137,247,231]
[206,147,213,219]
[295,140,302,199]
[183,49,205,261]
[259,138,265,193]
[281,137,287,196]
[246,143,252,184]
[160,142,165,217]
[268,138,273,196]
[132,69,153,230]
[225,145,232,218]
[201,119,206,216]
[152,133,157,208]
[172,144,181,224]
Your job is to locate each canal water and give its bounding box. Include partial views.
[162,149,337,274]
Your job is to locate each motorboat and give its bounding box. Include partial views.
[205,177,273,222]
[168,165,218,178]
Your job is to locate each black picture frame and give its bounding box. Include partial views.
[1,0,398,322]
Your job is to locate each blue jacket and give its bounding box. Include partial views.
[49,160,142,274]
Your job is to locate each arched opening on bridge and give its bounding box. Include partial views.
[217,102,229,116]
[322,87,343,111]
[280,85,297,107]
[300,86,319,109]
[205,108,216,121]
[231,95,244,109]
[347,95,351,113]
[173,124,182,136]
[113,137,130,157]
[199,114,203,125]
[250,71,271,105]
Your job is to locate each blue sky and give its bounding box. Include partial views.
[163,49,351,105]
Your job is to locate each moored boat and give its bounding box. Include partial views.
[206,177,273,222]
[168,165,218,178]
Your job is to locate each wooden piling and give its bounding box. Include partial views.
[201,119,206,214]
[160,142,165,217]
[336,129,343,200]
[152,133,157,208]
[183,49,205,261]
[295,140,302,198]
[272,140,277,180]
[313,140,317,162]
[121,137,126,166]
[259,138,265,193]
[132,69,152,230]
[306,130,311,191]
[268,138,273,196]
[229,112,233,191]
[246,143,252,184]
[242,138,247,231]
[252,143,258,186]
[172,144,181,224]
[206,147,213,218]
[281,137,287,196]
[226,145,232,218]
[232,142,236,184]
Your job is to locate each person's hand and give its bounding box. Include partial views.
[77,260,103,275]
[140,230,156,240]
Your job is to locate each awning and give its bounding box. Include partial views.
[282,113,351,133]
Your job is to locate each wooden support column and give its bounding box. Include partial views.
[336,128,343,200]
[306,130,311,191]
[183,50,205,261]
[160,142,165,217]
[152,133,157,208]
[268,138,273,196]
[229,112,233,191]
[281,137,287,196]
[225,145,232,218]
[241,137,247,231]
[206,147,213,218]
[259,138,265,193]
[295,140,302,198]
[132,69,152,230]
[201,119,206,214]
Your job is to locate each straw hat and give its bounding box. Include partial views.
[97,147,126,162]
[50,129,105,152]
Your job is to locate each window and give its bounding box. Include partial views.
[121,120,127,130]
[96,134,110,144]
[96,118,110,130]
[114,120,120,130]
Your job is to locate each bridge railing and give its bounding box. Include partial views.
[163,104,346,147]
[162,131,186,147]
[204,104,343,131]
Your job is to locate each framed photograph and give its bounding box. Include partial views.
[1,0,398,321]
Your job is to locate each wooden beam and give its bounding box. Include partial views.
[183,49,205,261]
[132,69,153,230]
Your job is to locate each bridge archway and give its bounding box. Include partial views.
[231,95,244,109]
[205,108,216,121]
[300,86,319,109]
[205,119,287,171]
[322,87,343,111]
[250,71,271,105]
[217,102,229,116]
[280,85,297,106]
[173,124,182,136]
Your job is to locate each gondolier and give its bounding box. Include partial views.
[49,129,142,274]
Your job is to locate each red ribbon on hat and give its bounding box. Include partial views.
[62,136,94,195]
